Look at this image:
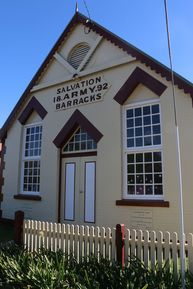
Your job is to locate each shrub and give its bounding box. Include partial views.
[0,242,188,289]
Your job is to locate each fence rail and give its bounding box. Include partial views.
[22,218,193,276]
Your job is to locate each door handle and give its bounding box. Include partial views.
[80,190,84,194]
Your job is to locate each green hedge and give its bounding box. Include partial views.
[0,243,192,289]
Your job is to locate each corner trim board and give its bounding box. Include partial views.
[53,109,103,148]
[0,141,6,204]
[0,194,3,202]
[114,67,167,105]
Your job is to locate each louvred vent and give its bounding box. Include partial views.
[68,43,90,69]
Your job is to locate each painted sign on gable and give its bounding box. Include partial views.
[53,75,110,111]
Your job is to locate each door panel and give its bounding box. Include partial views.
[64,163,75,221]
[84,162,96,223]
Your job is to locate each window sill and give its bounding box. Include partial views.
[116,199,169,207]
[14,194,42,201]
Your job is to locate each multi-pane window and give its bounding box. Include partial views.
[24,126,42,157]
[127,152,163,197]
[126,104,161,148]
[23,161,40,192]
[22,124,42,193]
[124,102,163,199]
[63,127,97,153]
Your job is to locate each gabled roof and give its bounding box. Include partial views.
[1,11,193,141]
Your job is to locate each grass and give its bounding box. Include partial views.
[0,222,14,243]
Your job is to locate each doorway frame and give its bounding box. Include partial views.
[53,109,103,223]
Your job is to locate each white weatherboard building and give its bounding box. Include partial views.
[1,12,193,233]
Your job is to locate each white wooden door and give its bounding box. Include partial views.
[61,156,96,224]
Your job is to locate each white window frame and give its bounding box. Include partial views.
[122,99,164,200]
[20,122,42,195]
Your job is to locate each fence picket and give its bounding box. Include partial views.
[33,221,37,252]
[57,223,61,250]
[143,230,149,267]
[28,220,32,250]
[171,232,178,277]
[84,226,89,258]
[70,225,74,255]
[25,220,30,250]
[111,227,116,261]
[130,229,136,258]
[105,227,111,260]
[79,225,84,260]
[157,231,163,270]
[89,226,94,256]
[63,224,67,253]
[52,223,56,252]
[66,224,71,256]
[150,230,156,270]
[60,224,65,252]
[128,229,131,258]
[44,222,48,250]
[41,221,45,249]
[136,230,143,262]
[74,225,79,260]
[37,221,41,250]
[100,227,105,259]
[95,227,100,260]
[124,228,129,265]
[187,233,193,273]
[56,222,59,251]
[164,231,171,266]
[49,222,53,251]
[23,220,27,248]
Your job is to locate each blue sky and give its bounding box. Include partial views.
[0,0,193,127]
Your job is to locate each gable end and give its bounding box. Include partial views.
[1,12,193,141]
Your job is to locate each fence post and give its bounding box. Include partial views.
[14,210,24,245]
[116,224,125,267]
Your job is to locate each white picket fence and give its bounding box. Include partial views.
[23,220,116,262]
[23,220,193,275]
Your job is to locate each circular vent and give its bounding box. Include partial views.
[68,43,90,69]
